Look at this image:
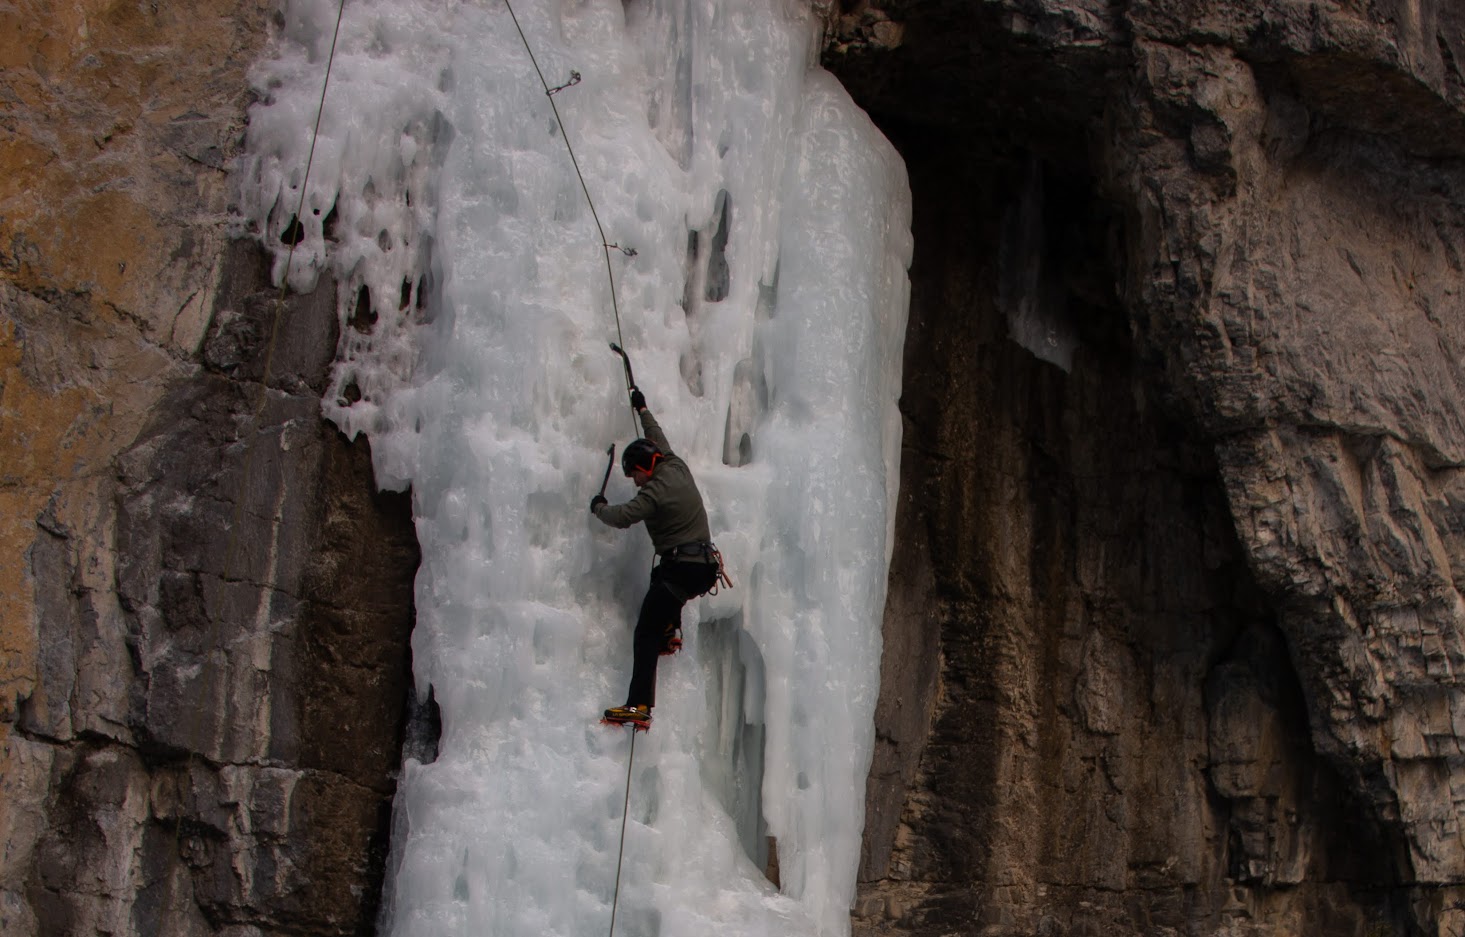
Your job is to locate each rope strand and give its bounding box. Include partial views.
[502,11,649,936]
[225,0,349,576]
[502,0,638,435]
[173,0,349,926]
[608,730,638,937]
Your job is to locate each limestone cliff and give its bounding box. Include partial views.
[825,0,1465,934]
[1,4,417,935]
[6,1,1465,936]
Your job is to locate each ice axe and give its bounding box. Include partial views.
[597,443,616,499]
[609,342,642,431]
[609,342,637,391]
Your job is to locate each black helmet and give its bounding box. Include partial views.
[622,438,662,475]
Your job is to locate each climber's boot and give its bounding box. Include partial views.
[601,704,651,731]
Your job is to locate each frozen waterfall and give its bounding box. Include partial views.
[239,1,911,934]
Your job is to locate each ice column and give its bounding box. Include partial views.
[240,1,911,935]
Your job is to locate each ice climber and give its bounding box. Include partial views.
[591,386,722,731]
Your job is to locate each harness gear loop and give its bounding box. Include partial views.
[708,546,734,595]
[657,542,733,595]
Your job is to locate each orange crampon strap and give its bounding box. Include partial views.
[708,547,733,595]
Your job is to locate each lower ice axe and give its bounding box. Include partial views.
[597,443,616,500]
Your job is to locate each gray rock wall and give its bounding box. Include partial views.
[828,1,1465,934]
[6,241,419,937]
[9,2,1465,936]
[0,6,420,934]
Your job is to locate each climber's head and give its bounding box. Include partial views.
[622,438,662,487]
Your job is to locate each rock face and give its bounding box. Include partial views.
[825,0,1465,935]
[8,2,1465,936]
[1,5,418,936]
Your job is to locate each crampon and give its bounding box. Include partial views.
[601,705,651,731]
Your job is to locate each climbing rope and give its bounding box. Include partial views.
[224,0,349,577]
[502,0,640,434]
[169,0,349,922]
[499,11,653,933]
[607,730,638,937]
[182,1,640,931]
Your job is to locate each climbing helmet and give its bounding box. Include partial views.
[622,438,662,476]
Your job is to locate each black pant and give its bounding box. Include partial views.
[625,558,719,708]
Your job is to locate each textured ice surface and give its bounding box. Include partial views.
[241,1,911,935]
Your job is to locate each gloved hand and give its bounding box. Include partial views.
[629,386,646,411]
[590,494,607,514]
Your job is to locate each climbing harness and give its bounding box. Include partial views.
[659,541,733,594]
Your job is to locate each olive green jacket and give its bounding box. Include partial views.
[594,408,711,553]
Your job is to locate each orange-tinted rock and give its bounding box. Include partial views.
[2,5,418,936]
